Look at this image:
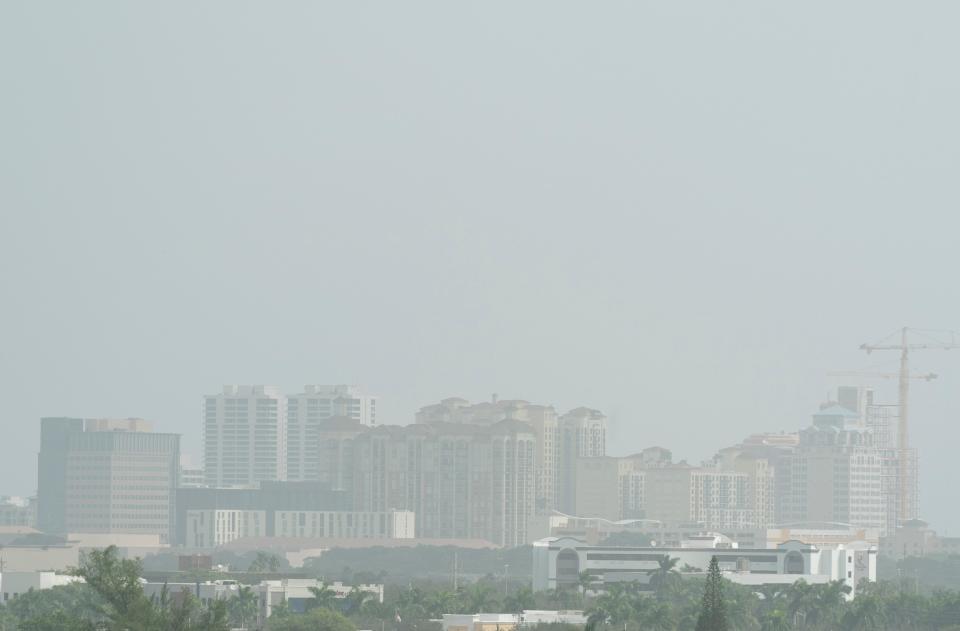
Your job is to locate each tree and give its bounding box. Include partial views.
[647,555,681,590]
[342,587,377,616]
[504,586,535,614]
[466,583,499,613]
[266,607,356,631]
[69,545,229,631]
[229,586,259,629]
[694,556,728,631]
[577,570,595,595]
[308,583,339,612]
[425,590,459,617]
[249,552,284,573]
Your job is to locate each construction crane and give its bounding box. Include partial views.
[859,327,960,523]
[826,371,938,382]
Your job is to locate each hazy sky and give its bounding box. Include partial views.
[3,3,960,529]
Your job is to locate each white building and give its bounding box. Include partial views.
[287,385,378,481]
[442,611,587,631]
[178,455,205,488]
[184,508,414,547]
[533,536,877,599]
[0,571,82,603]
[203,385,286,487]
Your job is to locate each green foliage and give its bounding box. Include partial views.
[249,551,286,573]
[228,585,259,628]
[694,557,727,631]
[303,545,531,584]
[266,607,356,631]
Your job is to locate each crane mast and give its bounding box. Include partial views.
[860,327,959,525]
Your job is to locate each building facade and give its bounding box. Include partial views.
[287,385,378,481]
[533,536,877,599]
[202,385,286,487]
[319,417,536,546]
[558,408,607,514]
[37,417,180,543]
[788,406,886,534]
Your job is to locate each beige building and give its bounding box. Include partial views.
[320,417,536,547]
[880,519,960,559]
[416,398,560,515]
[558,407,607,513]
[788,406,886,534]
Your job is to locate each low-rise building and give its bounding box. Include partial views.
[442,611,587,631]
[184,508,414,548]
[0,497,37,528]
[880,519,960,559]
[533,536,876,599]
[0,571,82,603]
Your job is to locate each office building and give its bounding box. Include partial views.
[37,417,180,543]
[203,385,286,487]
[287,385,378,481]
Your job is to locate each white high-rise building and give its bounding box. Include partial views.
[789,405,886,533]
[287,385,378,481]
[203,385,286,487]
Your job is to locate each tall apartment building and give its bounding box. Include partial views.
[416,398,560,515]
[558,407,607,513]
[788,405,886,533]
[317,417,536,547]
[287,385,377,481]
[203,385,286,487]
[37,417,180,543]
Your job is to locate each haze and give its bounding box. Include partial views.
[2,2,959,531]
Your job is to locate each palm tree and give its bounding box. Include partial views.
[228,586,258,630]
[307,583,339,612]
[640,600,675,631]
[343,587,377,616]
[578,570,595,595]
[647,555,681,590]
[467,583,498,613]
[425,590,460,617]
[504,586,535,614]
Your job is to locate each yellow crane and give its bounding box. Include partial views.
[859,327,960,523]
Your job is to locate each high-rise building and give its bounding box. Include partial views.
[558,407,607,513]
[37,417,180,542]
[286,385,377,481]
[203,385,286,487]
[319,417,536,547]
[415,398,560,515]
[788,405,886,533]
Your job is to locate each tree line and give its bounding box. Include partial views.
[4,548,960,630]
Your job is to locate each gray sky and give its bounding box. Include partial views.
[2,3,959,530]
